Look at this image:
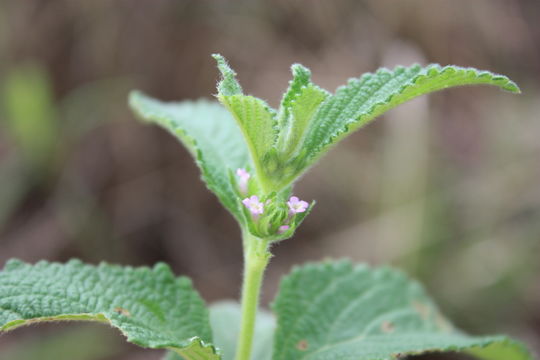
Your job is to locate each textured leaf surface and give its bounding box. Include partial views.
[300,65,520,175]
[218,94,277,178]
[129,91,249,222]
[0,259,219,360]
[272,261,532,360]
[274,64,330,180]
[213,55,277,191]
[211,57,519,192]
[279,84,328,156]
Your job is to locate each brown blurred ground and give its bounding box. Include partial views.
[0,1,539,359]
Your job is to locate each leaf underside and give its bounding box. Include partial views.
[0,259,219,360]
[272,261,532,360]
[163,301,275,360]
[209,301,275,360]
[218,93,277,180]
[212,54,279,192]
[129,92,249,222]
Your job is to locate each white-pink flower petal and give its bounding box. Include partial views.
[236,168,251,194]
[287,196,309,214]
[242,195,264,215]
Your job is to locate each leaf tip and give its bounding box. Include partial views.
[212,53,231,72]
[503,80,521,94]
[290,63,311,80]
[212,54,242,96]
[128,90,148,116]
[128,89,142,103]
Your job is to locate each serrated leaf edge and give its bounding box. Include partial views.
[170,337,222,360]
[272,260,534,360]
[1,259,219,358]
[129,91,244,222]
[306,64,520,166]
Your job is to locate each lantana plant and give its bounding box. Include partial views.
[0,55,534,360]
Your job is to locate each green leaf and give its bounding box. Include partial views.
[278,83,328,156]
[217,94,277,176]
[272,261,532,360]
[213,55,278,193]
[212,54,243,96]
[163,351,182,360]
[278,64,314,130]
[129,91,249,222]
[270,65,330,185]
[293,65,520,186]
[0,259,220,360]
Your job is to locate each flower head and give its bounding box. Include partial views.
[287,196,309,214]
[242,195,264,215]
[236,168,250,194]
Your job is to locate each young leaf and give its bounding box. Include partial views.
[129,91,249,222]
[297,65,520,179]
[213,54,243,96]
[271,65,330,185]
[279,64,312,117]
[272,261,532,360]
[278,83,328,156]
[0,259,220,360]
[218,94,277,173]
[213,54,278,193]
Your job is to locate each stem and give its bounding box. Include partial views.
[235,231,271,360]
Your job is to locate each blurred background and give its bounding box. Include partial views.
[0,0,539,359]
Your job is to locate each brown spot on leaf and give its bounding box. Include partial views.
[381,320,395,333]
[296,339,309,351]
[114,307,131,317]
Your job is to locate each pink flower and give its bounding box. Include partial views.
[278,225,290,234]
[242,195,264,215]
[236,168,250,194]
[287,196,309,214]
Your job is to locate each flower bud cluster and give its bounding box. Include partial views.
[236,168,310,240]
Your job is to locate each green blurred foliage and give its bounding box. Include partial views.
[3,63,58,170]
[0,325,121,360]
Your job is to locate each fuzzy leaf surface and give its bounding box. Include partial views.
[269,65,330,186]
[213,54,280,193]
[272,261,532,360]
[129,91,249,222]
[0,259,219,360]
[217,94,277,175]
[296,65,520,183]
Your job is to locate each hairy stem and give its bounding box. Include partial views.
[235,231,271,360]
